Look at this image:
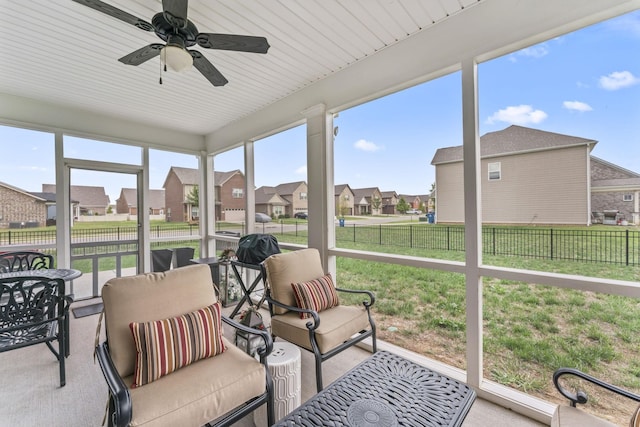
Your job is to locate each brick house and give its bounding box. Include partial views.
[334,184,355,217]
[116,188,165,215]
[352,187,383,215]
[591,157,640,225]
[431,125,640,225]
[42,184,110,217]
[0,181,48,228]
[163,167,246,222]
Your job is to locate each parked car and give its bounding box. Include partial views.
[255,213,272,223]
[406,209,422,215]
[294,212,308,219]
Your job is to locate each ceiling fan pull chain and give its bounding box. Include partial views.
[159,52,163,85]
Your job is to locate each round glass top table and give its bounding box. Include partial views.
[0,268,82,281]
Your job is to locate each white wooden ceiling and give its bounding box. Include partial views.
[0,0,637,141]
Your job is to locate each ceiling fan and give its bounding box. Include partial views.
[72,0,270,86]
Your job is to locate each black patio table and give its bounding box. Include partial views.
[274,350,476,427]
[0,268,82,281]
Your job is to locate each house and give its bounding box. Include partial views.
[42,184,110,217]
[352,187,383,215]
[334,184,355,217]
[116,188,165,215]
[591,157,640,225]
[254,186,288,218]
[398,194,422,211]
[274,181,308,217]
[431,125,599,225]
[163,167,247,222]
[0,181,48,228]
[380,191,398,215]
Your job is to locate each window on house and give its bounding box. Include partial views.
[623,194,633,202]
[300,192,307,200]
[232,188,243,198]
[488,162,501,180]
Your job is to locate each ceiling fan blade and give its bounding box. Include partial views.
[190,51,228,87]
[162,0,189,29]
[118,44,163,66]
[196,33,270,54]
[71,0,153,31]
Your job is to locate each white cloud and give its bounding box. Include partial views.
[599,71,639,90]
[295,165,307,175]
[354,139,382,152]
[509,44,549,62]
[562,101,593,112]
[486,105,548,125]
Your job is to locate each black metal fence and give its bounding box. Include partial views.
[333,224,640,266]
[2,223,639,266]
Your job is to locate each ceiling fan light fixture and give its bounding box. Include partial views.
[161,45,192,72]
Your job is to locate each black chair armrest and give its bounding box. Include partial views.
[336,288,375,308]
[222,315,274,363]
[95,342,132,427]
[553,367,640,407]
[263,295,321,329]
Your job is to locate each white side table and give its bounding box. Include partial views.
[254,341,301,425]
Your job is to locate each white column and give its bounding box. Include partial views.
[301,104,335,273]
[462,58,482,389]
[244,140,256,233]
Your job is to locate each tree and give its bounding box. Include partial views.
[186,186,199,206]
[338,195,350,218]
[396,198,410,214]
[371,196,382,214]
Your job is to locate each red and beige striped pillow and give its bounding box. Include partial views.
[291,273,340,319]
[129,302,225,387]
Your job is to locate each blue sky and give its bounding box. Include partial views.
[2,10,639,203]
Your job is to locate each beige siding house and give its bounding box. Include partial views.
[591,157,640,225]
[255,186,288,218]
[431,126,596,225]
[273,181,308,217]
[116,188,165,215]
[334,184,354,217]
[352,187,383,215]
[42,184,110,217]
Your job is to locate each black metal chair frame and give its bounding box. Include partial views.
[0,251,54,272]
[260,263,377,392]
[554,367,640,408]
[0,276,71,387]
[95,315,275,427]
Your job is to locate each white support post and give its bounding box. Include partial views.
[462,58,483,389]
[302,104,335,274]
[244,141,256,233]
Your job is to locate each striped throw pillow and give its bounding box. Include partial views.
[291,273,340,319]
[129,303,225,387]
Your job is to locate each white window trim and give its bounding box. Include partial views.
[488,162,501,181]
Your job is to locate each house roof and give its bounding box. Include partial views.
[591,156,640,178]
[0,181,46,201]
[42,184,110,207]
[431,125,598,165]
[334,184,353,196]
[380,191,398,199]
[119,188,165,209]
[164,167,243,187]
[275,181,306,196]
[255,186,289,205]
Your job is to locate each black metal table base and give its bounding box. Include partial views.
[274,351,476,427]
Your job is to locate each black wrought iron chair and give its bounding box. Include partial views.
[552,367,640,426]
[261,248,376,392]
[0,250,54,272]
[0,276,71,387]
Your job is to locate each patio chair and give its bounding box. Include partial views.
[552,367,640,426]
[261,248,376,392]
[0,250,54,272]
[95,264,274,427]
[0,276,71,387]
[172,246,195,268]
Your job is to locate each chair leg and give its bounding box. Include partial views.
[315,354,323,392]
[58,332,66,387]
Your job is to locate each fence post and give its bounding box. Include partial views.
[492,227,496,256]
[353,224,356,242]
[626,229,629,266]
[550,228,554,260]
[379,224,382,245]
[447,227,450,251]
[410,225,413,249]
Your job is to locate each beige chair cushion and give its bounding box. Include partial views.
[551,405,618,427]
[102,264,217,377]
[270,305,371,354]
[263,249,325,315]
[126,337,266,427]
[631,403,640,427]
